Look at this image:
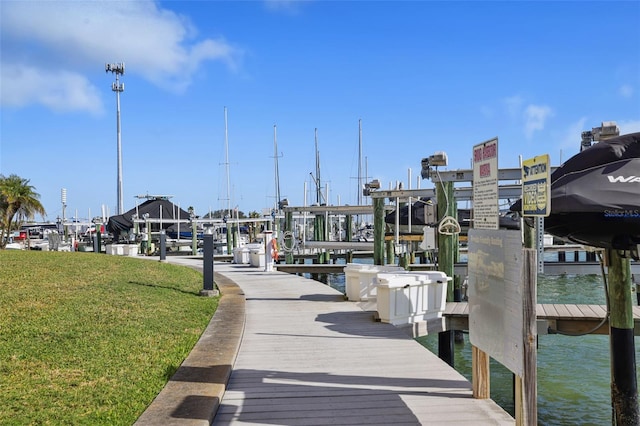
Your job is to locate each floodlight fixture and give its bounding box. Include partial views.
[363,179,381,196]
[421,151,448,179]
[428,151,448,167]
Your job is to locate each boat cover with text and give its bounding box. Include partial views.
[511,132,640,249]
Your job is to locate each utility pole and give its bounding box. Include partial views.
[105,62,125,215]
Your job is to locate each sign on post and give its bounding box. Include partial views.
[472,138,499,229]
[521,154,551,217]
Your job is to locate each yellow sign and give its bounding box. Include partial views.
[522,154,550,217]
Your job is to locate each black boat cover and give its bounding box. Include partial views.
[511,132,640,249]
[384,197,437,226]
[106,199,190,236]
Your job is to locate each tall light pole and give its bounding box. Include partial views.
[105,62,125,215]
[61,188,67,241]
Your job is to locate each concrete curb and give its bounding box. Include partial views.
[134,271,245,425]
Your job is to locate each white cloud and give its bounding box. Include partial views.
[503,95,524,118]
[0,1,240,111]
[558,118,588,152]
[523,104,552,139]
[618,84,634,98]
[0,63,103,114]
[618,119,640,134]
[479,105,494,119]
[264,0,305,14]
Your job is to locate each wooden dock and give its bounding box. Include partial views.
[276,261,640,277]
[444,302,640,336]
[210,263,513,425]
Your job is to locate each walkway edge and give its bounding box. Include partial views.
[135,269,245,426]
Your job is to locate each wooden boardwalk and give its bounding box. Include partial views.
[210,263,513,425]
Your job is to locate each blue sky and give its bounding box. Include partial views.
[1,0,639,222]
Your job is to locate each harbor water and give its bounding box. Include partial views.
[311,260,640,425]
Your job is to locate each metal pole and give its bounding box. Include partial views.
[106,62,125,215]
[115,76,123,215]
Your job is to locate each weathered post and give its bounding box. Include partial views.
[345,215,352,242]
[608,249,639,425]
[437,180,455,366]
[97,227,102,254]
[191,219,197,255]
[385,238,395,265]
[285,210,294,264]
[226,219,232,256]
[314,214,329,264]
[373,197,385,266]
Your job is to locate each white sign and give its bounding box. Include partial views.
[468,229,524,376]
[472,138,499,229]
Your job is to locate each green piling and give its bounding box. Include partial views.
[436,180,456,366]
[373,197,385,265]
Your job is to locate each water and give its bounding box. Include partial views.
[307,260,639,425]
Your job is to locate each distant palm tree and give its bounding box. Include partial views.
[0,174,46,249]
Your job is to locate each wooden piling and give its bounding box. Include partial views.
[285,211,294,264]
[607,249,639,425]
[437,180,456,366]
[373,198,385,266]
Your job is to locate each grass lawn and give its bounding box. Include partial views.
[0,250,219,425]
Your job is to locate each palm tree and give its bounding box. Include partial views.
[0,174,46,249]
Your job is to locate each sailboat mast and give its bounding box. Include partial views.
[224,107,231,218]
[358,119,363,206]
[274,124,281,211]
[315,128,321,205]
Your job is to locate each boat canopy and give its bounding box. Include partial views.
[511,132,640,250]
[106,199,191,237]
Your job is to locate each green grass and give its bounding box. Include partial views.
[0,250,219,425]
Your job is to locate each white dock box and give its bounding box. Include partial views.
[106,244,138,256]
[248,243,266,268]
[233,246,251,264]
[344,263,405,301]
[375,271,450,325]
